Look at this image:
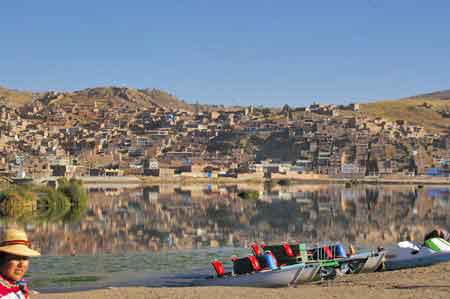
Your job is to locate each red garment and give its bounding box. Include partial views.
[0,274,28,299]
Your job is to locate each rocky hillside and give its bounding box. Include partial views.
[0,86,37,107]
[360,91,450,133]
[0,86,193,112]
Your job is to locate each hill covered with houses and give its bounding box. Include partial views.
[0,85,448,180]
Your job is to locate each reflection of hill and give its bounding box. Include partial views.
[251,201,303,233]
[28,184,450,255]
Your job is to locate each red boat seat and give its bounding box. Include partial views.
[283,243,294,257]
[260,244,298,265]
[323,246,333,259]
[233,255,262,275]
[248,255,262,271]
[251,243,262,256]
[211,260,225,277]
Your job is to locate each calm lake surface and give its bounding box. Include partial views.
[4,183,450,291]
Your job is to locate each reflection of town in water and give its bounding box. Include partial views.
[29,184,450,255]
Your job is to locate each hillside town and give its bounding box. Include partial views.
[0,88,449,181]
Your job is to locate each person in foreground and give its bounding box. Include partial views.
[0,229,40,299]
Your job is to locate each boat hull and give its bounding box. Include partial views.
[384,247,450,271]
[360,252,385,273]
[195,263,321,288]
[383,239,450,271]
[344,252,385,273]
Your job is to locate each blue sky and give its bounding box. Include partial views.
[1,0,450,106]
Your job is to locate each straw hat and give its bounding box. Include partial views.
[0,229,40,257]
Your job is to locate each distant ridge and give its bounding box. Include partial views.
[0,86,193,112]
[407,89,450,101]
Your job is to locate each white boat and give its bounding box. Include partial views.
[383,237,450,271]
[261,243,384,274]
[194,263,321,288]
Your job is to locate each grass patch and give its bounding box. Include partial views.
[51,275,100,284]
[29,275,101,288]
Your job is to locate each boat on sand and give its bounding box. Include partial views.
[383,237,450,271]
[195,262,321,288]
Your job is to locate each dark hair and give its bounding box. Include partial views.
[0,252,5,266]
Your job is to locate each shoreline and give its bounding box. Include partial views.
[32,175,450,186]
[139,175,450,185]
[33,261,450,299]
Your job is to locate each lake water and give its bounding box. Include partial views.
[2,183,450,291]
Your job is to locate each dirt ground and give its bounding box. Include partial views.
[34,262,450,299]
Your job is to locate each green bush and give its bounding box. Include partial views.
[237,190,259,200]
[35,186,71,222]
[0,186,37,218]
[58,179,88,222]
[0,179,88,223]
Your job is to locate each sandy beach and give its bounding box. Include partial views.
[34,261,450,299]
